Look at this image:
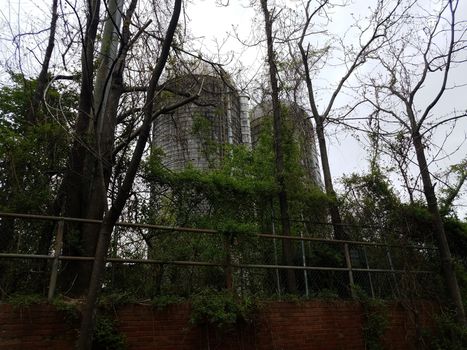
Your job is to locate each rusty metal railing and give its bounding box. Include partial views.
[0,212,438,300]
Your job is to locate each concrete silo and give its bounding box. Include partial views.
[152,73,251,170]
[250,100,323,188]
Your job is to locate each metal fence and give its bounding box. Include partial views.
[0,212,442,301]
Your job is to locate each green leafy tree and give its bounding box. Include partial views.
[0,74,73,294]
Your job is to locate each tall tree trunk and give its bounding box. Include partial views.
[76,1,182,348]
[298,43,351,295]
[298,39,347,240]
[69,0,124,296]
[260,0,296,293]
[59,0,102,296]
[77,0,138,294]
[412,129,466,324]
[314,118,346,239]
[59,0,128,295]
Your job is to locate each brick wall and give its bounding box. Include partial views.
[0,300,438,350]
[0,304,77,350]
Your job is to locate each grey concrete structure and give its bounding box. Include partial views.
[153,74,322,189]
[250,101,323,188]
[153,73,251,170]
[239,95,252,149]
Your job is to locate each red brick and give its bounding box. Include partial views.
[0,300,440,350]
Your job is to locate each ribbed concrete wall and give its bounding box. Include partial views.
[250,101,323,188]
[153,74,243,170]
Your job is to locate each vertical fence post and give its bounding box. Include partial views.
[300,214,310,297]
[300,232,309,297]
[224,234,233,291]
[344,243,355,298]
[271,209,281,295]
[48,219,64,301]
[385,246,400,297]
[363,247,375,298]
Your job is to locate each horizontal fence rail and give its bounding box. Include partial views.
[0,212,441,301]
[0,252,434,273]
[0,212,435,249]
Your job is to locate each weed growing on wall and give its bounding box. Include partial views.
[355,289,389,350]
[92,315,126,350]
[7,293,44,309]
[190,288,256,329]
[51,297,80,324]
[428,310,467,350]
[362,300,389,350]
[151,295,186,310]
[98,291,137,309]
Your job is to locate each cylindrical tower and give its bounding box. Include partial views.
[152,73,243,170]
[250,100,323,188]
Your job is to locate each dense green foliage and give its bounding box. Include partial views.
[357,289,389,350]
[0,74,73,215]
[429,311,467,350]
[92,315,126,350]
[138,105,331,297]
[0,74,75,295]
[144,104,329,232]
[190,288,255,328]
[6,293,44,309]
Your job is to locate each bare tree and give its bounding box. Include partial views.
[363,0,467,323]
[259,0,297,293]
[76,1,185,348]
[297,0,404,239]
[45,0,189,296]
